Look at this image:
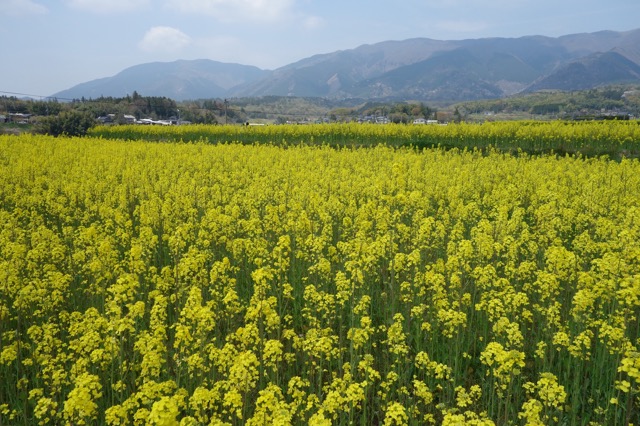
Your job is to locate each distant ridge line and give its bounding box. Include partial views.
[53,28,640,102]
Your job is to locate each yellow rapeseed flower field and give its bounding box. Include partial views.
[0,132,639,425]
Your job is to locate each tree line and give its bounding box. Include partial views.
[3,85,639,137]
[455,85,640,118]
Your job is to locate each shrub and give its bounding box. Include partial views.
[38,110,96,137]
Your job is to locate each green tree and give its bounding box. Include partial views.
[453,106,464,123]
[30,100,63,116]
[37,110,96,137]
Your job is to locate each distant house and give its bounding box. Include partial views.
[137,118,172,125]
[413,118,439,125]
[97,114,138,124]
[9,113,32,123]
[97,115,114,124]
[0,115,6,123]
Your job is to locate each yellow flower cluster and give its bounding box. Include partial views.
[520,372,566,425]
[1,133,639,424]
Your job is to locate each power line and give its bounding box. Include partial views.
[0,90,74,101]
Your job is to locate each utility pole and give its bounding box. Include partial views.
[224,99,229,125]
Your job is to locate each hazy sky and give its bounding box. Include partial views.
[2,0,639,97]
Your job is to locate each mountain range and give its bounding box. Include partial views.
[53,29,640,102]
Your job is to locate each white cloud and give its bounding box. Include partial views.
[65,0,150,14]
[138,26,192,53]
[0,0,47,15]
[165,0,295,22]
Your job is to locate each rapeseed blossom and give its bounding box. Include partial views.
[63,373,102,425]
[1,132,639,424]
